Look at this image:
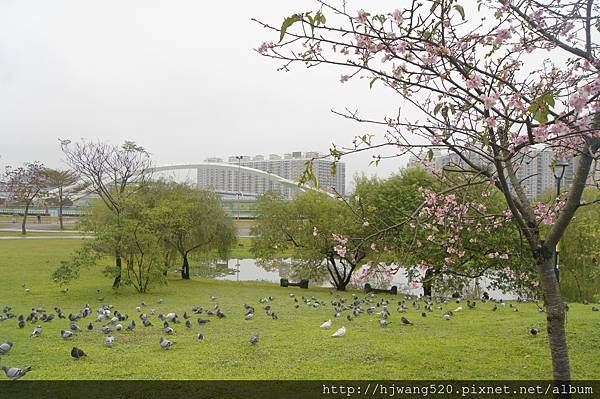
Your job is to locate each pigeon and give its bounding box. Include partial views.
[196,333,205,341]
[31,325,42,337]
[271,312,278,320]
[105,335,115,347]
[142,318,153,327]
[443,314,451,320]
[101,326,112,334]
[61,329,75,339]
[115,324,124,331]
[2,366,32,380]
[320,319,332,329]
[160,337,174,350]
[245,313,254,321]
[197,319,210,325]
[164,326,175,335]
[70,322,82,332]
[71,347,86,359]
[0,341,13,355]
[401,317,413,325]
[18,320,25,328]
[421,312,427,317]
[249,334,259,345]
[87,322,94,331]
[216,309,226,318]
[185,320,192,329]
[127,320,136,330]
[592,307,599,312]
[331,326,346,337]
[379,319,391,327]
[530,327,538,336]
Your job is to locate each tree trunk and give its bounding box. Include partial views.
[112,256,122,288]
[21,204,30,235]
[182,255,190,280]
[58,205,64,230]
[537,249,571,381]
[423,268,434,297]
[336,282,347,291]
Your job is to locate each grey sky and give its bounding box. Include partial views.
[0,1,409,186]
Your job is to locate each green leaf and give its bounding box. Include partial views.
[280,14,303,42]
[528,93,555,124]
[441,106,449,120]
[454,4,465,20]
[369,77,379,89]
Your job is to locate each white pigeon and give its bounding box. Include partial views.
[105,335,115,347]
[31,325,42,337]
[320,319,332,329]
[331,326,346,337]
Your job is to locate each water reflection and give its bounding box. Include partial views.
[193,258,516,300]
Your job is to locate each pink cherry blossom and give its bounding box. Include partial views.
[334,245,347,258]
[481,93,499,109]
[357,10,369,24]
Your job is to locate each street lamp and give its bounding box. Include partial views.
[551,159,569,283]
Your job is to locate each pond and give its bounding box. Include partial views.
[193,258,518,300]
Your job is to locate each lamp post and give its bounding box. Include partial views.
[551,159,569,283]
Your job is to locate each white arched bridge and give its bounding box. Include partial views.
[149,162,314,199]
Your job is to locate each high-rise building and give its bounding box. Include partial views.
[196,152,345,199]
[408,148,582,200]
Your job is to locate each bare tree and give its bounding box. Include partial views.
[3,162,48,235]
[59,139,153,288]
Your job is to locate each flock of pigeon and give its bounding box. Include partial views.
[1,289,598,380]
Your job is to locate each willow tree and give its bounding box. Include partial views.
[252,190,381,291]
[256,0,600,380]
[146,182,237,280]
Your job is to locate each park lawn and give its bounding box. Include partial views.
[0,239,599,380]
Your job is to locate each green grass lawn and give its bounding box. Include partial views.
[0,239,599,380]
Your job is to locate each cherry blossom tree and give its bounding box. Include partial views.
[255,0,600,381]
[3,162,48,235]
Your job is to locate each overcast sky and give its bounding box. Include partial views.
[0,0,410,187]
